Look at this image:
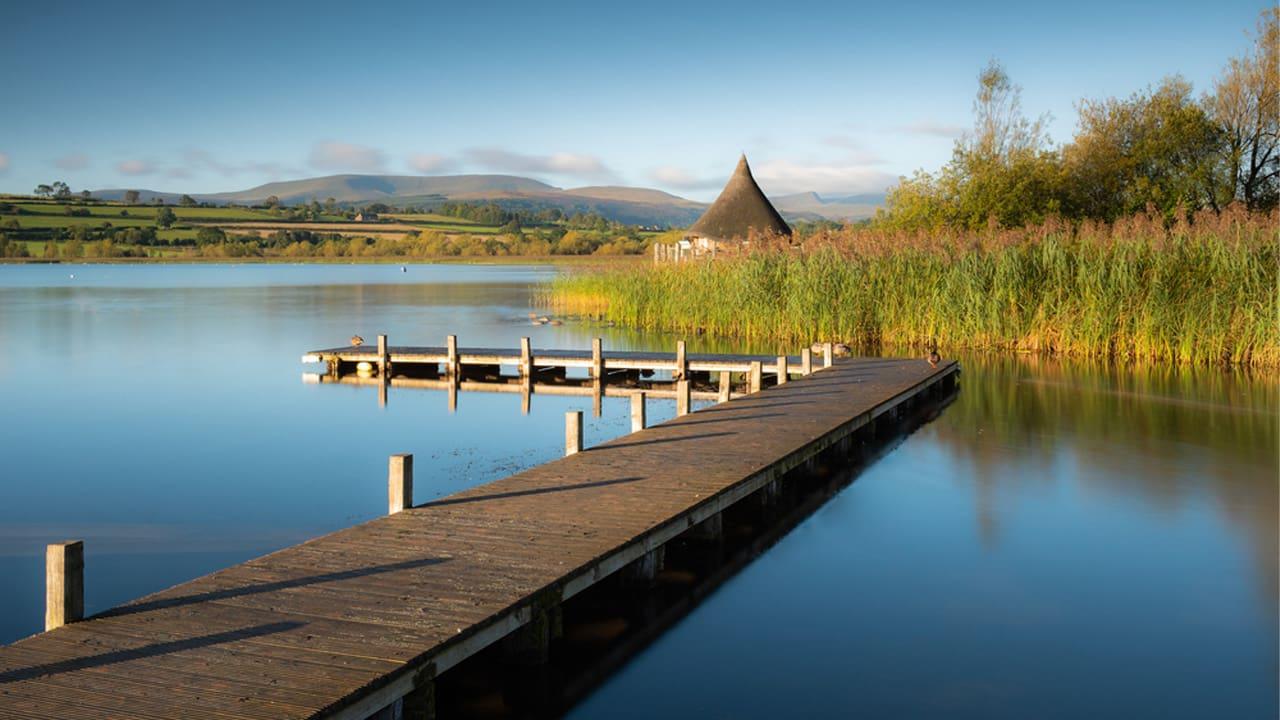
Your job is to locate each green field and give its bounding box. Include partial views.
[2,214,156,229]
[5,202,281,221]
[385,212,481,224]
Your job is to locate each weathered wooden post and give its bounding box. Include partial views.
[749,361,762,393]
[376,335,389,408]
[718,371,731,402]
[446,334,459,377]
[565,411,583,455]
[676,379,690,416]
[591,337,603,379]
[46,540,84,631]
[447,376,457,413]
[377,334,389,377]
[520,336,532,379]
[388,454,413,515]
[631,391,647,432]
[823,342,833,368]
[801,348,812,375]
[777,355,789,385]
[674,340,687,381]
[521,377,531,415]
[593,378,603,418]
[402,672,435,720]
[687,512,723,542]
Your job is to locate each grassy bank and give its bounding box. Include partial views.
[547,208,1279,368]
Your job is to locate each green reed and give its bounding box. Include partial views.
[546,208,1279,368]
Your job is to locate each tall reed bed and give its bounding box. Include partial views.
[546,206,1279,368]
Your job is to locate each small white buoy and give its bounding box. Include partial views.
[69,274,75,279]
[400,266,407,272]
[356,361,375,373]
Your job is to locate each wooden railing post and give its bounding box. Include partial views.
[718,371,731,402]
[377,334,389,377]
[676,379,690,416]
[749,361,762,393]
[823,342,833,368]
[388,454,413,515]
[520,336,532,379]
[801,348,812,375]
[631,392,647,432]
[674,340,687,381]
[591,337,603,379]
[446,334,459,377]
[777,355,789,385]
[46,541,83,631]
[565,411,583,455]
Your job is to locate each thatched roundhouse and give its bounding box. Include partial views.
[654,155,790,261]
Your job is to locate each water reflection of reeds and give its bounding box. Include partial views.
[929,351,1278,608]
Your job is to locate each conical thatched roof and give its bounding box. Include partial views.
[688,155,791,242]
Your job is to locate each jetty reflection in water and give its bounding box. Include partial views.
[303,367,727,413]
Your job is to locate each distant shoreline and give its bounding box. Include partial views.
[0,255,646,267]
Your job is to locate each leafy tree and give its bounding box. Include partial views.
[264,195,281,208]
[155,207,177,228]
[179,194,197,207]
[195,227,225,246]
[33,184,53,198]
[123,190,141,205]
[80,190,91,200]
[51,181,71,199]
[1205,8,1279,210]
[62,237,83,259]
[43,239,59,259]
[323,197,337,213]
[879,61,1062,229]
[1063,77,1220,219]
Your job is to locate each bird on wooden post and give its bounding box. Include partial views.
[927,345,941,367]
[350,335,364,347]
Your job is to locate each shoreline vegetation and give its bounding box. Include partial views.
[547,208,1279,369]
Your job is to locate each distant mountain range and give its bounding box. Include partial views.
[91,174,884,226]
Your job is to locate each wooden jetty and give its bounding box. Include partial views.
[302,336,812,381]
[0,345,958,719]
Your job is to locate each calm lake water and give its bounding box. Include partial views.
[0,263,1275,718]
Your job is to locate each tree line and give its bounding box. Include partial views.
[877,9,1277,230]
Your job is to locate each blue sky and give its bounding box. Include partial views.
[0,1,1268,200]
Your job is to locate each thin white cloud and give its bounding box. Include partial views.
[180,149,298,179]
[308,141,387,173]
[407,153,458,174]
[117,159,155,176]
[0,152,8,174]
[751,159,897,195]
[55,153,90,171]
[820,136,884,164]
[900,121,966,139]
[647,165,722,191]
[464,147,617,181]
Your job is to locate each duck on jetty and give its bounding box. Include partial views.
[350,335,364,347]
[927,346,941,367]
[810,341,851,357]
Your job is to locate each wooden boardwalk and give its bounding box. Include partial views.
[0,356,958,719]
